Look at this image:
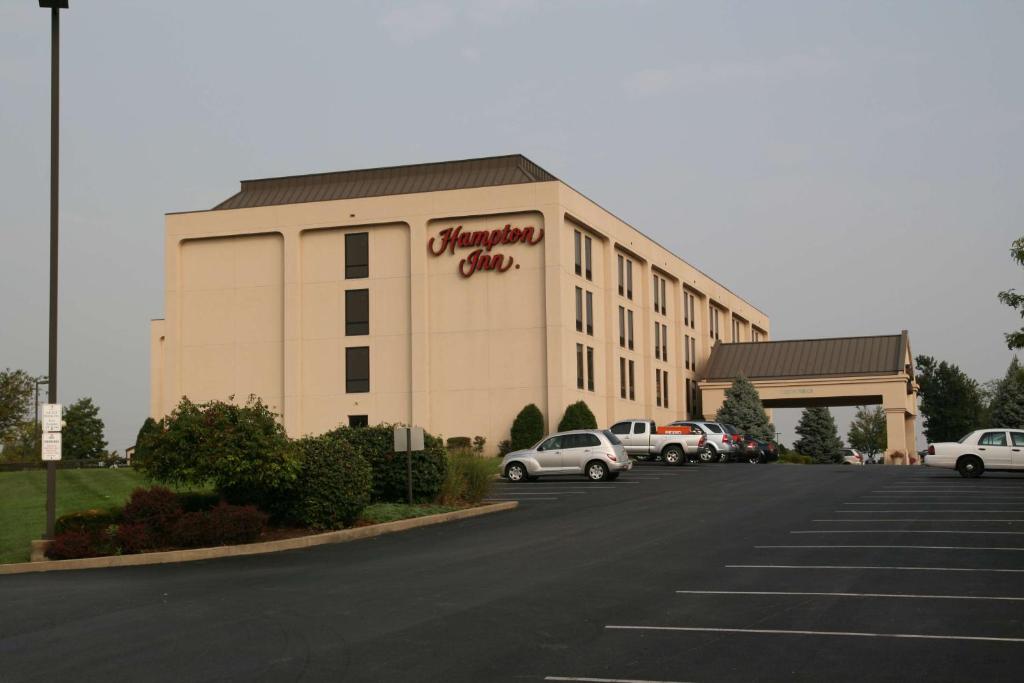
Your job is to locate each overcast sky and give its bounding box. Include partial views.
[2,0,1021,451]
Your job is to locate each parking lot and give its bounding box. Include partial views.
[2,463,1023,682]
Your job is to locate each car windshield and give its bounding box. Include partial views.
[603,430,622,446]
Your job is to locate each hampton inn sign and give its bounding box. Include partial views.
[427,224,545,277]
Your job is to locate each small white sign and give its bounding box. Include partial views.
[393,426,425,452]
[42,432,62,461]
[42,403,62,433]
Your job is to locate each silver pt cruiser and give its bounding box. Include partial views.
[501,429,632,482]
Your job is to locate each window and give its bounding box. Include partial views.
[656,370,662,407]
[348,415,368,428]
[611,421,631,435]
[632,421,646,434]
[686,292,696,329]
[584,235,592,280]
[704,423,722,433]
[732,317,741,342]
[579,432,600,448]
[752,327,764,343]
[345,347,370,393]
[345,233,368,279]
[684,293,690,326]
[655,323,661,360]
[576,343,584,389]
[574,230,582,276]
[979,431,1007,447]
[575,287,583,332]
[620,357,627,398]
[628,310,634,350]
[618,307,625,347]
[685,334,691,370]
[664,371,669,408]
[1011,432,1024,447]
[345,289,369,336]
[539,435,562,451]
[661,278,667,315]
[690,337,697,372]
[587,346,595,391]
[586,291,593,336]
[628,360,635,400]
[709,306,720,340]
[617,255,624,296]
[653,274,659,313]
[626,260,633,299]
[662,323,668,361]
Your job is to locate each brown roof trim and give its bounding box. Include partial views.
[703,334,908,381]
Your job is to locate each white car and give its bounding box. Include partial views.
[925,429,1024,477]
[501,429,633,482]
[840,448,865,465]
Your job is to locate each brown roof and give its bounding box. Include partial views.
[703,332,909,381]
[212,154,557,210]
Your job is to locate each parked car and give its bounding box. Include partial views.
[501,429,633,482]
[609,420,705,465]
[741,437,779,464]
[926,428,1024,478]
[840,448,865,465]
[670,421,736,463]
[722,424,746,453]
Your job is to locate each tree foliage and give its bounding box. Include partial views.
[0,368,34,442]
[510,404,545,451]
[290,433,372,529]
[794,407,843,463]
[0,421,37,463]
[998,236,1024,349]
[714,375,775,440]
[989,357,1024,428]
[62,397,107,460]
[557,400,598,431]
[916,355,983,442]
[847,405,887,456]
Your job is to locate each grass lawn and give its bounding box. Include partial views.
[359,503,458,525]
[0,469,205,565]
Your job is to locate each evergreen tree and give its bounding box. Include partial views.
[62,397,107,460]
[509,404,545,451]
[714,375,775,440]
[794,407,843,463]
[558,401,598,431]
[847,405,887,457]
[989,357,1024,428]
[916,355,983,442]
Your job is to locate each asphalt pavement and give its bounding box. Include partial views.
[2,463,1023,682]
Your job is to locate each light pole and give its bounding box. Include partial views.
[40,0,68,540]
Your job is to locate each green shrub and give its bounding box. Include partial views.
[326,424,447,503]
[510,404,545,451]
[176,491,222,513]
[472,436,486,454]
[557,400,597,431]
[439,448,495,505]
[290,434,372,529]
[136,396,299,508]
[446,436,472,450]
[779,453,814,464]
[55,507,123,536]
[497,439,512,457]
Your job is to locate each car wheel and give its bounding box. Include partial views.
[718,451,730,463]
[957,455,984,478]
[700,446,716,463]
[586,461,609,481]
[748,452,761,464]
[663,445,684,466]
[505,462,527,482]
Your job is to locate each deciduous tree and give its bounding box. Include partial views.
[997,236,1024,349]
[915,355,983,442]
[847,406,887,457]
[62,397,107,460]
[0,368,34,442]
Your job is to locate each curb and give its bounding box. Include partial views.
[0,501,518,575]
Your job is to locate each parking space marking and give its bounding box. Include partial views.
[545,677,696,683]
[675,589,1024,601]
[833,510,1024,513]
[845,502,1024,505]
[488,492,587,495]
[755,545,1024,551]
[604,625,1024,643]
[726,564,1024,573]
[812,519,1024,522]
[792,530,1024,535]
[484,497,560,502]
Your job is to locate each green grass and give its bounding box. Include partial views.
[359,503,458,525]
[0,469,207,565]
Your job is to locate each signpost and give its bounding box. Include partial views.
[394,426,425,505]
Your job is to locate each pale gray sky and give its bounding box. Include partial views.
[2,0,1021,450]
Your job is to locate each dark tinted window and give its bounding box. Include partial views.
[979,431,1007,446]
[348,415,368,427]
[345,233,369,279]
[603,430,622,446]
[703,423,722,433]
[632,422,646,435]
[345,347,369,393]
[580,433,601,447]
[610,422,631,435]
[345,289,369,335]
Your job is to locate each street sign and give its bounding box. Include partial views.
[41,432,62,461]
[41,403,62,433]
[393,426,424,452]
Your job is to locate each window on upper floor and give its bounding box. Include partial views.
[345,233,369,279]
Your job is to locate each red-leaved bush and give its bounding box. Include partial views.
[115,523,153,554]
[123,486,182,542]
[170,504,267,548]
[46,530,104,560]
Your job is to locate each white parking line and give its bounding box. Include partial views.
[545,677,695,683]
[484,497,559,502]
[756,545,1024,551]
[813,519,1024,522]
[726,564,1024,573]
[488,492,586,495]
[604,625,1024,643]
[845,502,1024,505]
[834,510,1024,513]
[675,589,1024,601]
[792,530,1024,535]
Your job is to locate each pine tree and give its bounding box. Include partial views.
[558,401,598,431]
[989,357,1024,428]
[62,397,107,460]
[510,404,545,451]
[794,407,843,463]
[714,375,775,440]
[847,405,887,457]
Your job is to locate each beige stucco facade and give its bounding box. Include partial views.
[150,169,769,453]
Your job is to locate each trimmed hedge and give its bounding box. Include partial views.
[326,424,447,503]
[290,434,372,530]
[446,436,472,450]
[169,504,267,548]
[557,401,597,431]
[54,507,123,536]
[510,404,544,451]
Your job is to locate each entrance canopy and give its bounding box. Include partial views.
[699,331,918,464]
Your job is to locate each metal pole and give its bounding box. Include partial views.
[45,5,60,540]
[406,427,413,505]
